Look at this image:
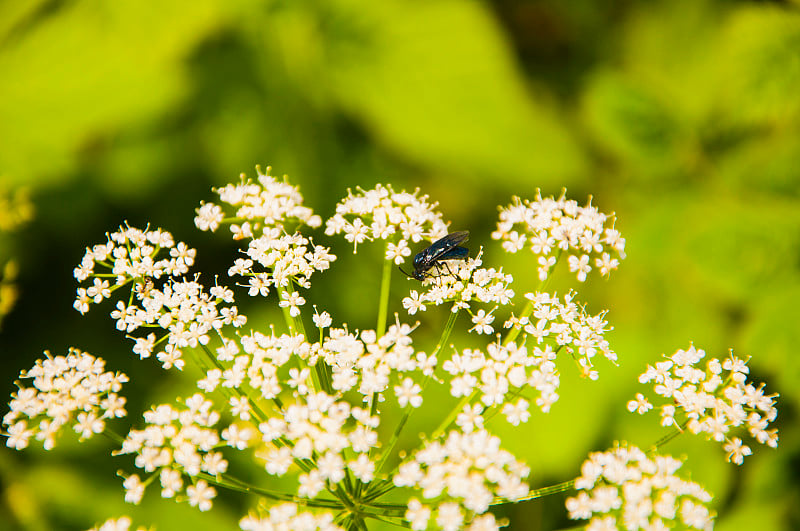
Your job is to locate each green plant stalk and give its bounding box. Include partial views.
[368,255,395,418]
[376,254,393,337]
[502,479,576,503]
[198,472,341,508]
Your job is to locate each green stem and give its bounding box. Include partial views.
[648,420,689,453]
[377,254,393,337]
[198,472,341,508]
[501,479,575,503]
[101,428,125,445]
[368,254,395,417]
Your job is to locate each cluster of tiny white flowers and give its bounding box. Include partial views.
[86,516,150,531]
[230,230,336,295]
[72,226,246,370]
[3,348,128,451]
[194,166,322,238]
[505,292,615,380]
[492,192,625,282]
[257,394,381,494]
[73,225,195,314]
[316,320,435,405]
[325,184,449,258]
[239,503,343,531]
[198,320,428,411]
[116,394,231,509]
[198,330,308,399]
[443,341,559,417]
[395,429,529,530]
[632,345,779,465]
[405,500,506,531]
[402,255,514,316]
[112,278,246,370]
[567,444,715,530]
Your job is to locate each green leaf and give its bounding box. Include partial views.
[0,0,247,188]
[299,0,585,185]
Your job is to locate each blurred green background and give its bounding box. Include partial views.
[1,0,799,529]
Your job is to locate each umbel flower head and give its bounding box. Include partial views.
[325,183,449,258]
[229,230,336,294]
[567,443,715,530]
[3,348,128,450]
[115,394,229,508]
[401,251,514,316]
[73,225,196,314]
[194,165,322,238]
[395,429,529,530]
[504,291,616,380]
[492,191,625,282]
[631,344,779,465]
[194,167,334,316]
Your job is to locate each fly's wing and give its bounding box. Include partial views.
[438,246,469,261]
[426,231,469,262]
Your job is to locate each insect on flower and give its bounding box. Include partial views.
[399,231,470,281]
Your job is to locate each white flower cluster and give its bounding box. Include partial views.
[567,444,715,531]
[443,341,559,417]
[88,516,154,531]
[111,278,246,370]
[239,503,343,531]
[197,318,429,409]
[3,348,128,451]
[317,320,435,405]
[230,229,336,296]
[86,516,150,531]
[632,345,779,465]
[257,393,381,493]
[72,226,246,370]
[73,225,196,314]
[505,292,615,380]
[198,330,308,398]
[395,429,529,530]
[116,394,231,510]
[492,192,625,282]
[325,184,449,258]
[402,255,514,316]
[194,166,322,238]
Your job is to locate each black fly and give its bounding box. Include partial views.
[399,231,470,281]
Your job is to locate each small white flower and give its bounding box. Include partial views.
[386,240,412,264]
[348,454,376,482]
[123,474,145,505]
[313,309,332,328]
[186,479,216,511]
[394,378,423,408]
[469,309,495,335]
[279,290,306,317]
[626,393,653,414]
[568,254,591,282]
